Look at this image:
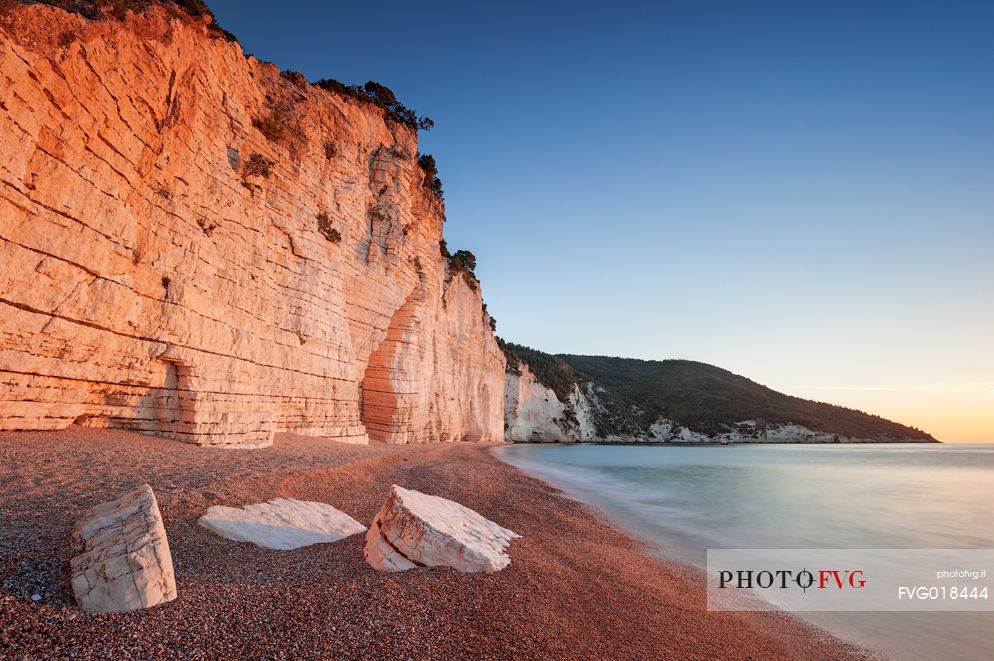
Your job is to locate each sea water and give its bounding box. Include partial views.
[495,442,994,660]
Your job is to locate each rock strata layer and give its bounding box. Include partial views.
[0,5,504,447]
[199,498,366,550]
[70,484,176,612]
[364,485,520,572]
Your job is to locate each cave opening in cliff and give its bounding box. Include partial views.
[155,359,185,439]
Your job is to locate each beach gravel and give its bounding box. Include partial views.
[0,428,867,659]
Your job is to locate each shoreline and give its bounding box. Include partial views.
[493,444,882,655]
[494,441,994,661]
[0,429,864,659]
[506,439,940,446]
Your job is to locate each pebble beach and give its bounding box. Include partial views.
[0,429,865,659]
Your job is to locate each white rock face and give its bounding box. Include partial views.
[713,421,844,443]
[198,499,366,550]
[648,418,675,440]
[673,426,712,443]
[364,485,520,573]
[567,385,598,440]
[504,363,601,442]
[504,363,570,441]
[70,484,176,613]
[762,423,836,443]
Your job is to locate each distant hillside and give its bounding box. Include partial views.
[500,341,936,443]
[558,354,936,442]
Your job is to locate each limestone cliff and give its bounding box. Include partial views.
[0,5,505,447]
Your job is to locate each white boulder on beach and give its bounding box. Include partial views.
[364,485,521,572]
[70,484,177,613]
[198,498,366,550]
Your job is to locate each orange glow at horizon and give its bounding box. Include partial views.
[791,386,993,443]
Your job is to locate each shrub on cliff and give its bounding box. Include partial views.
[316,212,341,243]
[169,0,210,14]
[243,153,275,178]
[417,153,444,200]
[446,249,479,291]
[322,139,337,159]
[449,249,477,275]
[482,303,497,332]
[252,109,291,143]
[313,78,434,132]
[280,70,308,89]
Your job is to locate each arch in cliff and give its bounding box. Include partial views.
[360,289,430,444]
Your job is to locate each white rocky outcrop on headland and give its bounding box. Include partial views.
[647,419,711,443]
[364,485,520,572]
[198,498,366,550]
[623,418,877,444]
[504,363,597,442]
[504,363,570,442]
[0,5,503,447]
[70,484,176,613]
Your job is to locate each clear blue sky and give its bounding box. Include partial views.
[209,1,994,440]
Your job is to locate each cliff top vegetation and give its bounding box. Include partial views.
[21,0,237,40]
[314,79,434,133]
